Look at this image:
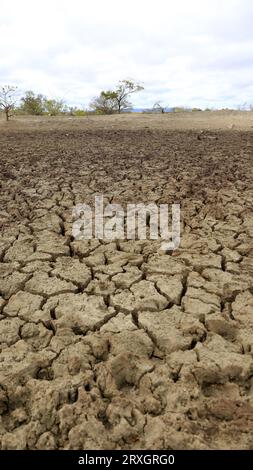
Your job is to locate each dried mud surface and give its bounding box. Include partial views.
[1,113,253,449]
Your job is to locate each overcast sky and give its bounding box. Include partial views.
[1,0,253,109]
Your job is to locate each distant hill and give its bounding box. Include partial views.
[131,107,174,113]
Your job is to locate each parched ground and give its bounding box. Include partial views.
[1,112,253,450]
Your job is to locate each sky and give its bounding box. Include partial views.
[0,0,253,109]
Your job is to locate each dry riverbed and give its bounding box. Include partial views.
[1,112,253,449]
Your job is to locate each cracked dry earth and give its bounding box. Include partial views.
[1,114,253,450]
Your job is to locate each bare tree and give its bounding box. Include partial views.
[0,86,18,121]
[153,102,166,113]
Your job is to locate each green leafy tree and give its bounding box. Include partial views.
[114,79,144,113]
[44,98,65,116]
[0,85,18,121]
[90,91,118,114]
[90,80,144,114]
[20,91,45,115]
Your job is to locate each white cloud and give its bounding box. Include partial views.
[0,0,252,108]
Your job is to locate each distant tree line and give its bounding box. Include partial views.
[1,81,252,121]
[0,87,69,120]
[19,91,67,116]
[0,79,144,120]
